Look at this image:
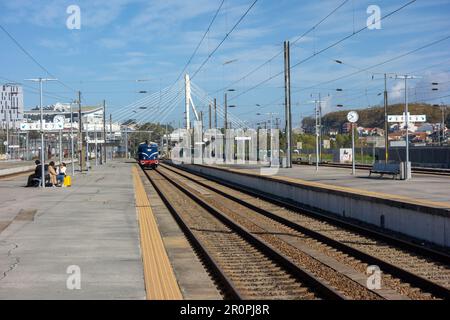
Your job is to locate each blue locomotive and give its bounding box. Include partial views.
[137,141,159,169]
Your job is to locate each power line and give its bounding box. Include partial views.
[229,0,417,101]
[296,34,450,93]
[190,0,259,81]
[0,75,73,102]
[0,23,77,94]
[174,0,225,84]
[216,0,350,94]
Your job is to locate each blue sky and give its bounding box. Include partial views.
[1,0,450,127]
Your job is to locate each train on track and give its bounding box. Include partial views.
[137,141,159,169]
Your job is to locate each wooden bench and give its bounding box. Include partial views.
[369,162,400,179]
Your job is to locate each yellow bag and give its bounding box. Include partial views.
[64,175,72,187]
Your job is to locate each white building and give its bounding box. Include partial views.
[0,84,24,129]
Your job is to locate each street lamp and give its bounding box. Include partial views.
[432,83,446,146]
[25,78,57,188]
[224,89,236,130]
[307,97,326,172]
[393,74,421,180]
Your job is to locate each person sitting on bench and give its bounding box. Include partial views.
[48,161,58,187]
[56,163,67,186]
[26,160,42,187]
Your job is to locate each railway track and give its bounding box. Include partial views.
[149,163,450,300]
[293,161,450,177]
[143,168,344,300]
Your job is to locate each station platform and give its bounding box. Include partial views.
[0,160,36,170]
[0,161,148,299]
[229,164,450,205]
[0,160,36,178]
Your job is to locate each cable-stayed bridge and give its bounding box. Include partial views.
[113,74,246,129]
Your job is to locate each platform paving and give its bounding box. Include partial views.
[0,161,146,299]
[0,160,35,170]
[217,164,450,205]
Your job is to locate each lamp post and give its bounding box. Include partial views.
[70,101,75,177]
[307,97,326,172]
[394,75,421,180]
[25,78,57,188]
[432,83,446,146]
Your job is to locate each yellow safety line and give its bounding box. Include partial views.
[132,166,183,300]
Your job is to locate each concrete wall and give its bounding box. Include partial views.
[180,164,450,248]
[376,146,450,168]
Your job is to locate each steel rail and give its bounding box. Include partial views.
[146,166,346,300]
[161,162,450,299]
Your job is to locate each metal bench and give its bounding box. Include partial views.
[369,162,400,179]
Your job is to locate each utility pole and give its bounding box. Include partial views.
[394,74,420,180]
[102,100,106,164]
[214,98,217,129]
[442,103,446,146]
[165,123,168,155]
[70,102,75,177]
[94,124,98,166]
[351,123,356,175]
[125,128,128,159]
[25,78,57,188]
[208,103,212,129]
[384,74,389,163]
[315,100,319,172]
[109,114,113,159]
[78,91,83,172]
[284,41,292,168]
[318,93,322,164]
[224,93,228,130]
[59,129,62,164]
[5,93,9,159]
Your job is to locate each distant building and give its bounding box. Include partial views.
[0,84,24,129]
[23,102,121,138]
[342,122,352,134]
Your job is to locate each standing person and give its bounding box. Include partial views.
[48,161,58,187]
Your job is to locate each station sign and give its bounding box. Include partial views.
[388,113,426,123]
[86,139,105,144]
[20,122,63,131]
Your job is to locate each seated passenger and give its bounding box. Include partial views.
[56,163,67,186]
[26,160,42,187]
[48,161,58,187]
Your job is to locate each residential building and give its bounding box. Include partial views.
[0,83,24,129]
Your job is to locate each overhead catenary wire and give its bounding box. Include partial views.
[0,23,78,94]
[113,86,174,121]
[173,0,226,85]
[190,0,259,81]
[229,0,417,102]
[0,75,74,102]
[216,0,350,94]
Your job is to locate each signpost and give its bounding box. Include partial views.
[388,112,426,180]
[387,113,426,124]
[20,122,64,131]
[347,111,359,175]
